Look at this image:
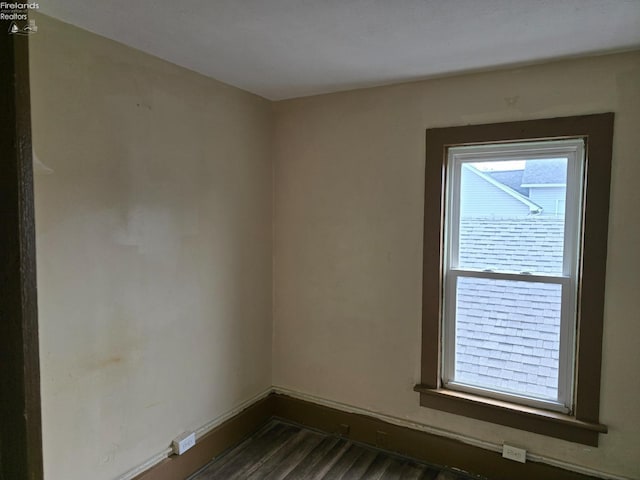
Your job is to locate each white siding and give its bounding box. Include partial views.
[460,167,531,218]
[529,186,566,216]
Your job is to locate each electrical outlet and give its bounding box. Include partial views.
[502,444,526,463]
[172,431,196,455]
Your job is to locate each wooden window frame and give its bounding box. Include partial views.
[414,114,614,446]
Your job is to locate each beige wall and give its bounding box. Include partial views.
[273,52,640,478]
[30,13,640,479]
[30,14,273,480]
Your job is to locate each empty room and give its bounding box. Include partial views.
[1,1,639,479]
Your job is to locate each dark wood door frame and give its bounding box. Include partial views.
[0,17,44,480]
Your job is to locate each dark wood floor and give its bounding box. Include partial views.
[190,420,479,480]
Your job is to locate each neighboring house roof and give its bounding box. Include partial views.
[521,158,567,186]
[486,169,528,196]
[455,217,565,400]
[459,217,564,274]
[465,165,542,213]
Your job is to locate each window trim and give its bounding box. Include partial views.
[415,114,614,446]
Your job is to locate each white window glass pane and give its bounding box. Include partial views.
[454,276,561,401]
[458,158,567,275]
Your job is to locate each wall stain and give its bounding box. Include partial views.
[92,355,124,370]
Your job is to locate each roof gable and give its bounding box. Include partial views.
[464,165,542,213]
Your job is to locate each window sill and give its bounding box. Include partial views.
[413,384,607,446]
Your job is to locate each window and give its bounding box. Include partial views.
[415,114,614,446]
[443,140,582,413]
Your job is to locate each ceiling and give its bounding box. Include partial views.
[40,0,640,100]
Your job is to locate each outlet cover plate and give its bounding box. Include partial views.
[502,444,526,463]
[172,431,196,455]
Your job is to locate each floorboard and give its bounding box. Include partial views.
[190,419,482,480]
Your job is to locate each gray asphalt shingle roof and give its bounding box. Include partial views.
[521,158,567,185]
[454,217,565,401]
[459,217,565,275]
[486,170,529,196]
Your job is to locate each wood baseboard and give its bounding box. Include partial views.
[132,394,275,480]
[133,392,601,480]
[271,393,599,480]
